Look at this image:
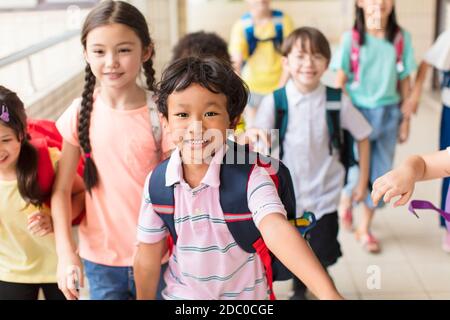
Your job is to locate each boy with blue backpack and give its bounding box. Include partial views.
[133,56,342,300]
[251,27,372,299]
[229,0,294,125]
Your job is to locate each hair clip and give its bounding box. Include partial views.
[0,104,9,123]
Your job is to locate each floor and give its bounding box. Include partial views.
[274,91,450,300]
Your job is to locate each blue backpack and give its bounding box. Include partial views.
[241,10,284,59]
[149,140,316,300]
[273,86,357,181]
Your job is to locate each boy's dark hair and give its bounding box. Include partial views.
[156,57,248,125]
[171,31,231,64]
[79,0,156,193]
[354,4,401,45]
[0,86,45,206]
[281,27,331,63]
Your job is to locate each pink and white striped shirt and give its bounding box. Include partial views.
[137,145,287,300]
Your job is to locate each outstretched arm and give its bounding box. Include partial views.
[259,213,343,300]
[372,150,450,206]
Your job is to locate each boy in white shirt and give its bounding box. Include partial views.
[251,27,372,299]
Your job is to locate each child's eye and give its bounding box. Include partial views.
[1,139,11,143]
[205,112,218,117]
[118,48,131,53]
[93,50,104,55]
[175,113,188,118]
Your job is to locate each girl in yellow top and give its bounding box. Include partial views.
[0,86,84,300]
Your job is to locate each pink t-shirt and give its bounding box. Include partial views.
[57,91,170,266]
[137,145,287,300]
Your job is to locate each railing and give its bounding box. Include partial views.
[0,29,80,94]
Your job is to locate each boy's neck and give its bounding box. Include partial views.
[250,8,272,22]
[99,83,146,111]
[292,79,321,95]
[182,162,209,189]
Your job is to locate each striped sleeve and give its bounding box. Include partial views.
[136,172,168,244]
[247,165,287,228]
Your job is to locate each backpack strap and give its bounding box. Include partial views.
[325,87,343,156]
[350,29,361,88]
[220,142,279,300]
[148,159,177,249]
[242,12,258,58]
[241,10,284,58]
[272,10,284,52]
[409,200,450,231]
[442,71,450,89]
[394,29,405,74]
[350,28,405,88]
[146,92,162,158]
[273,87,289,159]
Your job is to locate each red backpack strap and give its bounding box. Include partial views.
[253,238,276,300]
[394,28,404,73]
[350,29,361,87]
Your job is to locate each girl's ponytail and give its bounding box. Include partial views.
[78,64,98,193]
[143,47,157,92]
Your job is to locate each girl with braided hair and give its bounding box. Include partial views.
[52,1,170,300]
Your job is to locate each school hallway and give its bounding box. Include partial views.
[274,91,450,300]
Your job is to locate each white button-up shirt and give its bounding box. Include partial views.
[253,81,372,219]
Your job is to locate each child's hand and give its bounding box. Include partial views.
[352,184,367,203]
[57,251,84,300]
[371,167,416,207]
[27,211,53,237]
[398,118,410,144]
[401,98,417,119]
[400,98,417,119]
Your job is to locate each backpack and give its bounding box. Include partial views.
[409,196,450,231]
[241,10,284,60]
[273,86,357,181]
[148,140,316,300]
[27,119,86,225]
[350,28,405,89]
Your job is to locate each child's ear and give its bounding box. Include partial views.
[160,113,170,133]
[282,56,289,69]
[229,116,240,130]
[83,50,91,65]
[142,45,153,63]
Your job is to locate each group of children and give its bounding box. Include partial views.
[0,0,449,300]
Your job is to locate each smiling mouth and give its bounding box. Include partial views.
[0,153,8,162]
[183,138,212,149]
[104,72,124,79]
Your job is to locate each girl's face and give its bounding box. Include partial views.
[84,23,151,90]
[0,124,21,173]
[357,0,394,24]
[164,84,233,165]
[283,39,328,92]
